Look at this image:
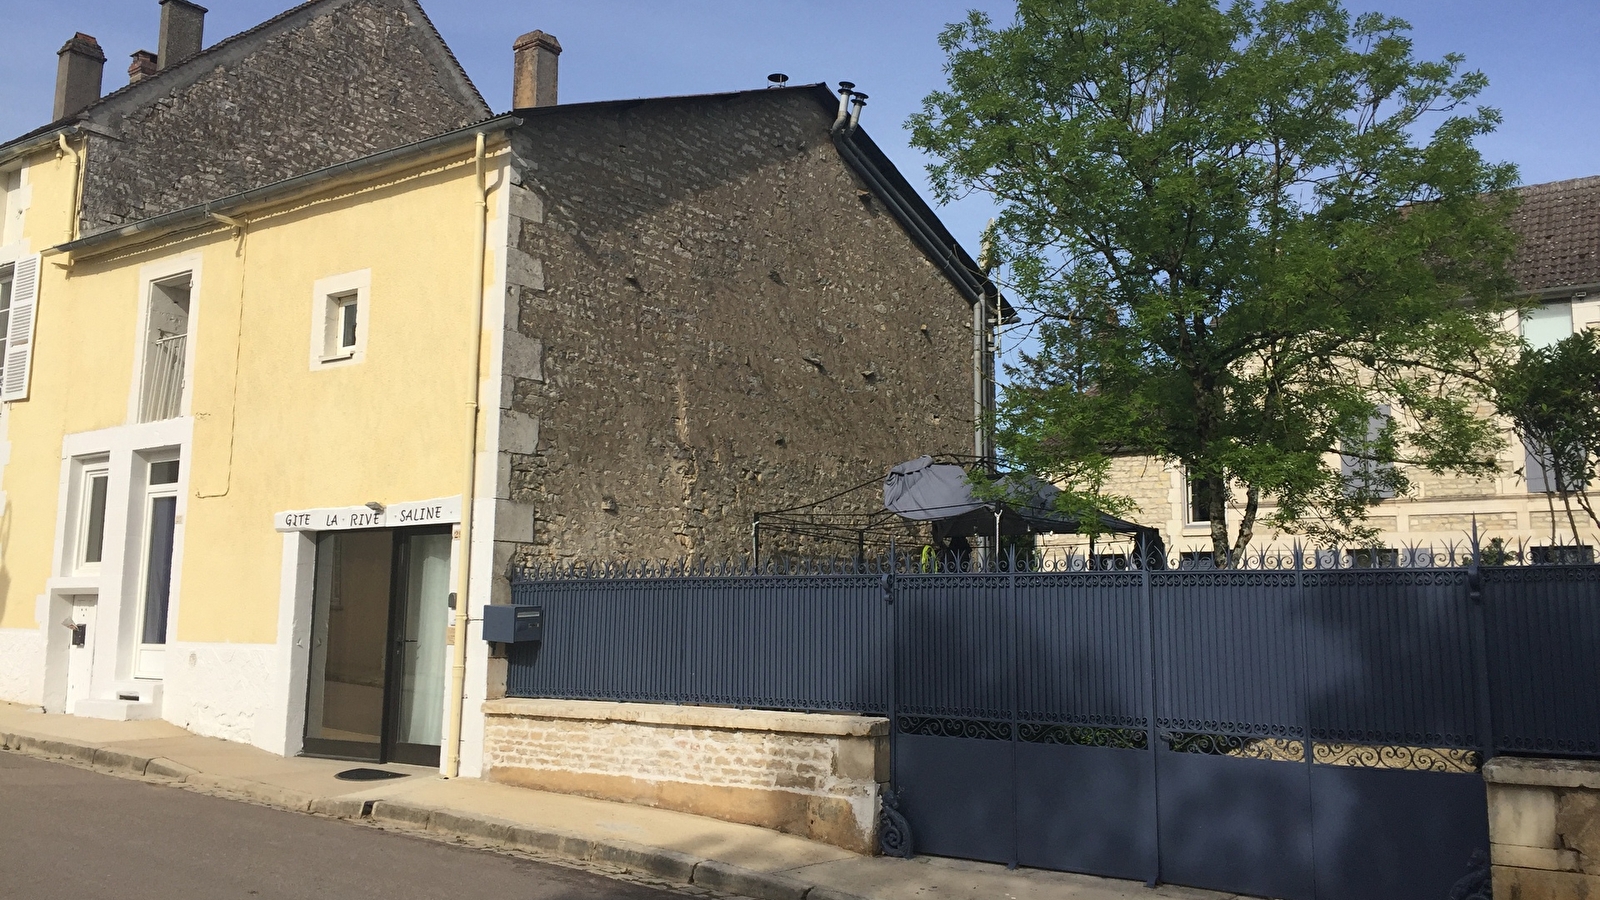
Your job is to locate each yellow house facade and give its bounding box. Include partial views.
[0,1,985,780]
[0,122,520,771]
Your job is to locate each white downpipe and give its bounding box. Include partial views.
[445,132,489,778]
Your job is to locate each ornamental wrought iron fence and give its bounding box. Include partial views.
[505,538,1600,899]
[506,540,1600,761]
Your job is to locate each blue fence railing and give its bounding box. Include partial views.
[505,547,1600,762]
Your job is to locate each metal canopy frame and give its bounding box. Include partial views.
[751,455,1157,564]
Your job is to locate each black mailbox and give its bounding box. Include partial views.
[482,605,543,643]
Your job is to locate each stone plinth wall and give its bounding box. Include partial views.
[481,698,887,853]
[1485,756,1600,897]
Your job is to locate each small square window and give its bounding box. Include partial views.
[326,293,359,359]
[311,271,370,368]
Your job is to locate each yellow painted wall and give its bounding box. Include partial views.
[0,142,501,645]
[0,141,97,631]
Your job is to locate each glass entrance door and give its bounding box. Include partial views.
[133,460,180,679]
[303,527,451,765]
[387,532,452,766]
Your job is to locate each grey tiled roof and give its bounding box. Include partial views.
[1510,175,1600,293]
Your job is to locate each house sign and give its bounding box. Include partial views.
[273,496,462,532]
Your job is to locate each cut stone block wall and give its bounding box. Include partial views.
[1485,756,1600,898]
[481,698,887,853]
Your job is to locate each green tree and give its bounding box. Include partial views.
[1491,330,1600,542]
[911,0,1521,560]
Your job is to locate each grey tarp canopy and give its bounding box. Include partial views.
[751,455,1165,565]
[882,456,1165,557]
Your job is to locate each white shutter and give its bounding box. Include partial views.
[1,253,40,401]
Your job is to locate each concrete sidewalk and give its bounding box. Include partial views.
[0,702,1245,900]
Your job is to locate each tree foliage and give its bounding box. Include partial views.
[1491,330,1600,541]
[910,0,1521,558]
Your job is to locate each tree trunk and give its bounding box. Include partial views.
[1206,474,1231,567]
[1232,484,1261,562]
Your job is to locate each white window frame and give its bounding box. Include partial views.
[310,270,371,369]
[0,165,28,248]
[127,254,203,424]
[132,453,182,680]
[72,460,111,576]
[1184,471,1212,527]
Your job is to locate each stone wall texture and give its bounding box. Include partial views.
[482,699,888,853]
[78,0,487,233]
[1485,756,1600,899]
[500,90,973,561]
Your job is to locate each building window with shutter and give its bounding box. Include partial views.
[0,264,12,386]
[0,253,40,402]
[310,271,370,369]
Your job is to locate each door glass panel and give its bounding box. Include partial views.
[305,531,393,750]
[82,474,109,565]
[395,533,451,747]
[140,496,177,645]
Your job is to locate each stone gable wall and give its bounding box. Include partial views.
[78,0,485,233]
[498,91,973,561]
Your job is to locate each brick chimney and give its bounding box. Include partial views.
[128,50,159,83]
[54,33,106,121]
[158,0,207,70]
[512,30,561,108]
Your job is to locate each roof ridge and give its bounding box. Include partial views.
[9,0,486,142]
[75,0,335,118]
[1516,174,1600,193]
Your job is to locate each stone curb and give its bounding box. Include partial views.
[186,773,316,812]
[367,800,855,899]
[4,739,876,900]
[692,859,814,900]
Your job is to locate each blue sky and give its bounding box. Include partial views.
[3,1,1596,263]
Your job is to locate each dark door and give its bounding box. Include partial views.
[303,527,452,765]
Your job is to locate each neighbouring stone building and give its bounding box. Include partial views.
[0,0,985,835]
[1057,176,1600,560]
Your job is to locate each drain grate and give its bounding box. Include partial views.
[333,767,409,782]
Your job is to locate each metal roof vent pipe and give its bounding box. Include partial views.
[847,91,868,134]
[831,82,855,134]
[54,33,106,121]
[513,30,562,108]
[158,0,207,70]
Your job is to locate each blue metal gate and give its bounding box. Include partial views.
[508,549,1600,900]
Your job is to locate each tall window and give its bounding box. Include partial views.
[0,264,12,386]
[0,168,19,245]
[1341,405,1397,498]
[135,458,180,678]
[74,464,110,574]
[138,275,191,423]
[1186,473,1211,525]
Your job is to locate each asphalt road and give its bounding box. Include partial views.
[0,752,693,900]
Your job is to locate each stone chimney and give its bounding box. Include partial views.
[158,0,207,70]
[54,33,106,121]
[513,30,561,108]
[129,50,159,83]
